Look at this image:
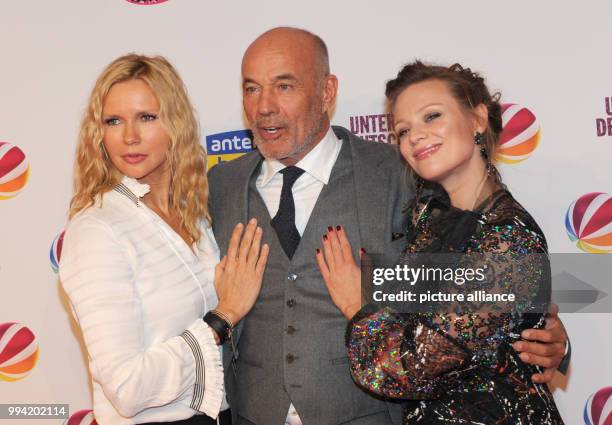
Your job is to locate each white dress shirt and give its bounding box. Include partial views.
[60,176,227,425]
[256,126,343,233]
[255,127,342,425]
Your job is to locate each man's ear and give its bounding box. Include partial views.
[321,74,338,113]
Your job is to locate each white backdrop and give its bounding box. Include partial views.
[1,1,611,424]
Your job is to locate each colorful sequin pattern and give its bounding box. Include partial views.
[347,189,564,424]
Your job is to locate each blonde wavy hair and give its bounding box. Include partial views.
[69,54,210,243]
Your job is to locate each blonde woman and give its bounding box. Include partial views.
[60,54,268,425]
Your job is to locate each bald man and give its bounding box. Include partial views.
[207,27,569,425]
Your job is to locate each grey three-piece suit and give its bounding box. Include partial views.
[208,126,413,425]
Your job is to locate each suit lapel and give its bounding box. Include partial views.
[219,152,262,254]
[340,130,390,256]
[217,153,263,352]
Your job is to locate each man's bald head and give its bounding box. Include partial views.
[241,27,338,165]
[243,27,330,82]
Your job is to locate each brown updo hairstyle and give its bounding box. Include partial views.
[385,61,503,183]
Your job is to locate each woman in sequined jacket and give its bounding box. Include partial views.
[315,61,564,424]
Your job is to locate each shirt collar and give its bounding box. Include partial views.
[114,176,151,205]
[259,127,342,187]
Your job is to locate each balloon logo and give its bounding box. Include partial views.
[566,192,612,253]
[0,322,39,381]
[496,103,541,164]
[125,0,169,4]
[584,386,612,425]
[0,141,30,200]
[65,409,97,425]
[50,231,66,274]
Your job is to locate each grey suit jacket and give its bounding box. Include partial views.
[208,126,412,425]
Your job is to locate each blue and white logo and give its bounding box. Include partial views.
[205,129,255,169]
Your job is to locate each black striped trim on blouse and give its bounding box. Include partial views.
[113,183,140,206]
[180,330,205,410]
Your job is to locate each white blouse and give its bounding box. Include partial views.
[60,176,226,425]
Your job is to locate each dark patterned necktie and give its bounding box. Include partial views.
[271,166,305,259]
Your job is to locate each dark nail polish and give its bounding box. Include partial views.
[323,234,328,241]
[327,226,334,232]
[336,225,341,231]
[316,248,321,254]
[360,247,366,253]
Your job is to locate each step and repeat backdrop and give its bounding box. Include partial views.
[1,1,612,424]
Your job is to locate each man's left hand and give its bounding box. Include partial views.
[512,303,568,384]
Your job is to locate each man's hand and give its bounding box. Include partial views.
[512,303,568,384]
